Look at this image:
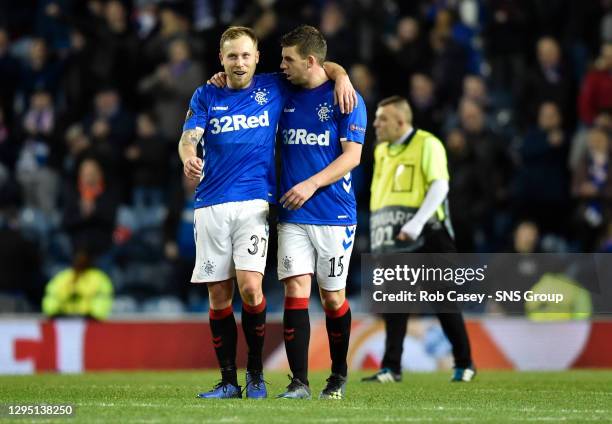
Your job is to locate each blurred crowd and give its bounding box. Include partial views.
[1,0,612,315]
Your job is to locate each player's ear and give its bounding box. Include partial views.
[255,50,260,64]
[218,51,224,66]
[307,55,316,69]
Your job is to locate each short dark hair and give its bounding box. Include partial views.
[280,25,327,65]
[220,26,258,51]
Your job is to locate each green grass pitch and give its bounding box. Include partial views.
[1,370,611,423]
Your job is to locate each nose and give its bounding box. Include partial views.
[280,60,287,70]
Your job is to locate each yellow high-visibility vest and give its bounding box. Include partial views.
[370,129,452,252]
[42,268,114,319]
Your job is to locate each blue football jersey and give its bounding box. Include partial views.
[279,80,367,225]
[183,74,289,209]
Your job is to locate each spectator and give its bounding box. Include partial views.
[429,23,468,108]
[62,123,91,178]
[446,128,488,252]
[138,38,203,142]
[460,99,510,202]
[36,1,72,51]
[512,220,541,254]
[457,99,512,248]
[569,109,612,171]
[390,16,427,67]
[514,102,569,234]
[125,112,167,210]
[409,73,443,135]
[62,157,118,260]
[143,3,200,72]
[42,249,113,319]
[100,0,140,104]
[431,8,481,75]
[81,88,134,175]
[60,29,100,122]
[462,75,490,110]
[572,127,612,250]
[484,0,528,96]
[134,2,159,40]
[17,38,62,112]
[320,2,359,66]
[578,42,612,125]
[349,63,378,112]
[0,27,20,125]
[444,74,498,138]
[517,36,575,130]
[376,17,431,96]
[15,90,61,213]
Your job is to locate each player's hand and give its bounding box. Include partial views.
[397,218,425,242]
[333,74,358,114]
[208,72,227,88]
[280,179,319,210]
[183,156,203,180]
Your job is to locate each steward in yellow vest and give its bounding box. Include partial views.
[42,251,113,320]
[361,96,475,383]
[370,123,454,252]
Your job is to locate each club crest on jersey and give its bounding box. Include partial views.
[251,88,269,105]
[316,102,333,122]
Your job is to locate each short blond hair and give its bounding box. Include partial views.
[219,26,258,51]
[378,95,412,124]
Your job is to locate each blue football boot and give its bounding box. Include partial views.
[197,381,242,399]
[245,371,267,399]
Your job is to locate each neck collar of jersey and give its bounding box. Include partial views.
[224,75,256,93]
[297,78,332,93]
[392,127,415,145]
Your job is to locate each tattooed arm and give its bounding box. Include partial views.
[178,127,204,180]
